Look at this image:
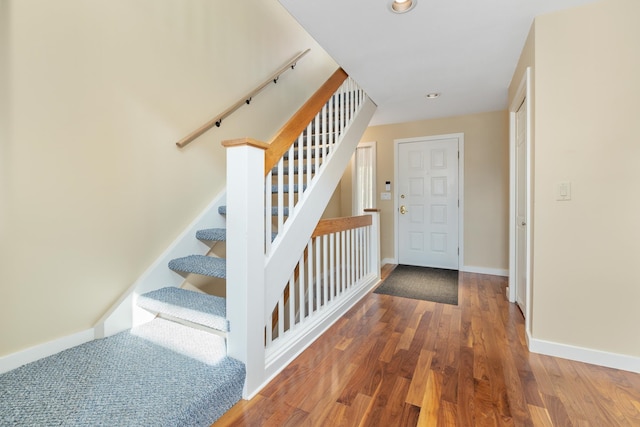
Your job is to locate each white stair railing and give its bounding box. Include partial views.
[223,69,377,398]
[265,77,363,255]
[264,213,380,377]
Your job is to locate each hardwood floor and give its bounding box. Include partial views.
[214,265,640,426]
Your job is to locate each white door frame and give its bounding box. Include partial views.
[509,67,532,338]
[394,133,465,268]
[351,141,377,215]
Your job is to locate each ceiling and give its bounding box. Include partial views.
[279,0,597,126]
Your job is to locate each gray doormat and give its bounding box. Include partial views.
[374,265,459,305]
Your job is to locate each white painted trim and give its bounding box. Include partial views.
[393,133,465,269]
[225,143,267,399]
[529,337,640,374]
[382,257,397,266]
[508,67,533,338]
[460,265,509,277]
[95,189,227,338]
[0,328,94,374]
[351,141,377,215]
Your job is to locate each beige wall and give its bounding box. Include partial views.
[342,111,510,271]
[511,0,640,358]
[0,0,337,356]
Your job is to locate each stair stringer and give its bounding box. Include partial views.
[264,96,376,313]
[95,190,227,338]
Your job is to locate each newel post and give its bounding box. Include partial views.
[222,137,269,398]
[364,209,381,280]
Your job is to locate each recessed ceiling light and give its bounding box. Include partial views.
[425,92,441,99]
[389,0,416,14]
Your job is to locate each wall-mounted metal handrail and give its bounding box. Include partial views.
[176,49,311,148]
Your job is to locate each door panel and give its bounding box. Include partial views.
[398,138,459,269]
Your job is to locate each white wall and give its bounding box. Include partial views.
[531,0,640,359]
[0,0,337,356]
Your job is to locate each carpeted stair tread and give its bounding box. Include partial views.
[270,184,306,193]
[271,164,316,175]
[138,287,228,332]
[169,255,226,278]
[196,228,227,242]
[0,318,245,426]
[197,227,278,243]
[282,149,323,160]
[218,206,290,217]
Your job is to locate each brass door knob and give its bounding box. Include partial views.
[400,205,407,214]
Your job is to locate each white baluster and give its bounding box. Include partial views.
[315,237,321,310]
[329,232,335,301]
[314,113,320,173]
[289,272,296,329]
[346,228,352,290]
[265,309,272,348]
[323,234,329,306]
[277,157,284,233]
[340,230,346,294]
[298,251,306,322]
[278,292,285,338]
[265,170,273,254]
[306,123,313,187]
[288,144,294,219]
[297,134,304,207]
[322,104,328,159]
[328,96,334,152]
[307,238,314,316]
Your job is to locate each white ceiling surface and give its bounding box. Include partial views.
[279,0,597,126]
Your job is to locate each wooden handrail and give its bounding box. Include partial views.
[264,68,348,176]
[176,49,311,148]
[312,214,373,238]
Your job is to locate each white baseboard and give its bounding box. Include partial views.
[529,337,640,374]
[382,257,397,266]
[0,328,95,374]
[460,265,509,277]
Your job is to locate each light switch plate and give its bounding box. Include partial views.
[380,192,391,200]
[556,182,572,201]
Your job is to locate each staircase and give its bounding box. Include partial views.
[0,68,378,426]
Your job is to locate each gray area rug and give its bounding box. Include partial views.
[374,265,459,305]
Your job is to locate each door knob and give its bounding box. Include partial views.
[521,221,526,226]
[400,205,407,214]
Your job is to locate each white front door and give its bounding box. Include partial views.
[515,99,528,313]
[397,137,459,269]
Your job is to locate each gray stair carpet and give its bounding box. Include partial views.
[282,149,323,160]
[0,318,245,426]
[218,205,289,217]
[270,184,306,193]
[196,227,227,242]
[271,164,316,174]
[197,227,277,242]
[169,255,226,278]
[138,287,229,332]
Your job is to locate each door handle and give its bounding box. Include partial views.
[400,205,408,214]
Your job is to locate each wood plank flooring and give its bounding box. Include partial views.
[213,265,640,426]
